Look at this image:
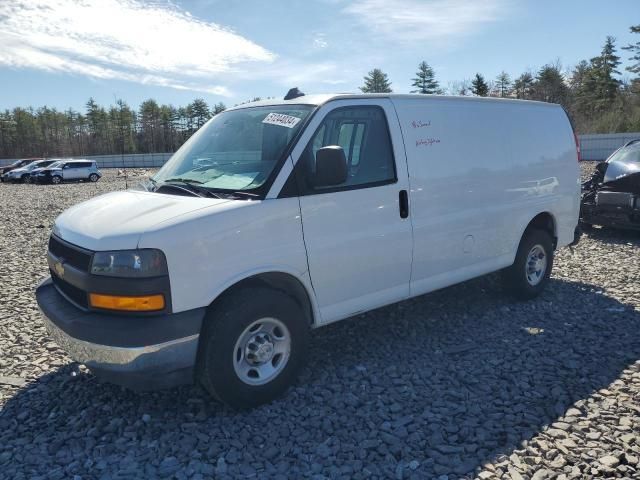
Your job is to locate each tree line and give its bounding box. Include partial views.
[0,98,227,159]
[1,25,639,159]
[361,25,640,134]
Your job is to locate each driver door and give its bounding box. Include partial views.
[288,100,413,324]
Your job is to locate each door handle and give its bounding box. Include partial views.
[399,190,409,218]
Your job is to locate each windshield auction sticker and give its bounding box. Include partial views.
[262,113,301,128]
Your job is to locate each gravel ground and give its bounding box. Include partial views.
[1,165,639,480]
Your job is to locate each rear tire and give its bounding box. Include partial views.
[501,228,554,300]
[51,175,62,185]
[196,286,309,409]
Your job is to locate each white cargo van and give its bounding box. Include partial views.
[36,94,580,407]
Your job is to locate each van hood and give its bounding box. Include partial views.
[54,190,239,251]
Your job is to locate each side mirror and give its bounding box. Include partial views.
[313,146,347,187]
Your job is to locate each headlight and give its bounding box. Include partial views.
[90,249,168,277]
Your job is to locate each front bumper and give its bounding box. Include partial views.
[36,277,206,390]
[581,201,640,231]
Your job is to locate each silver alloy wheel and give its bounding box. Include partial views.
[525,244,547,286]
[233,317,291,386]
[52,176,61,184]
[89,174,98,182]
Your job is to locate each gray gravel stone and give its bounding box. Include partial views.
[1,164,639,480]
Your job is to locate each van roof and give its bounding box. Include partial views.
[227,93,562,111]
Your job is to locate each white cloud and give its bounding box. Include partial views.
[0,0,275,96]
[313,33,328,49]
[343,0,508,44]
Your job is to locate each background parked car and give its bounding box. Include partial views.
[581,139,640,230]
[34,160,102,185]
[0,158,42,181]
[2,159,58,183]
[29,160,64,182]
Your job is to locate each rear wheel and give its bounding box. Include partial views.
[51,175,62,185]
[501,228,554,300]
[89,173,99,182]
[197,286,309,408]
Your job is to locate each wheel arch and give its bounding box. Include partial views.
[522,211,558,249]
[204,269,319,328]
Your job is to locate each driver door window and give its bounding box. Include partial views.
[298,105,396,193]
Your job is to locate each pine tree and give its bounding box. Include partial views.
[411,61,439,94]
[532,64,568,105]
[138,99,161,153]
[189,98,211,129]
[471,73,489,96]
[590,36,621,103]
[513,72,535,99]
[360,68,392,93]
[622,25,640,92]
[495,71,511,97]
[623,25,640,73]
[212,102,227,115]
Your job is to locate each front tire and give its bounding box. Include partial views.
[22,175,31,184]
[89,173,99,182]
[197,287,309,408]
[501,228,554,300]
[51,175,62,184]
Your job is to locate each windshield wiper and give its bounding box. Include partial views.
[158,179,222,198]
[163,177,204,184]
[204,188,260,200]
[229,191,260,199]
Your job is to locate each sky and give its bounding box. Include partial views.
[0,0,638,112]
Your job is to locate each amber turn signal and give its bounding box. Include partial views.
[89,293,165,312]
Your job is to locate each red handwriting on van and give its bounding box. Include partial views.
[411,120,431,129]
[416,138,441,147]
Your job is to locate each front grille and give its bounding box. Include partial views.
[48,235,93,271]
[51,270,89,308]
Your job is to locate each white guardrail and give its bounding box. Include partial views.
[1,132,640,167]
[578,132,640,161]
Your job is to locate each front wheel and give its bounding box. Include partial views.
[501,228,554,300]
[51,175,62,184]
[197,286,309,408]
[89,173,99,182]
[22,175,31,184]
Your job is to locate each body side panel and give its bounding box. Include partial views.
[391,97,579,297]
[137,197,314,316]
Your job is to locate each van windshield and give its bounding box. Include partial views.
[153,105,313,194]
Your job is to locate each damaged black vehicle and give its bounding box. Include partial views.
[581,139,640,231]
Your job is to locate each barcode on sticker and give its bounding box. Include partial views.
[262,113,301,128]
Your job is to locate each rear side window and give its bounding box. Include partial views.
[297,105,396,193]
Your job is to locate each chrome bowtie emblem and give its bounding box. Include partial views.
[54,261,65,278]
